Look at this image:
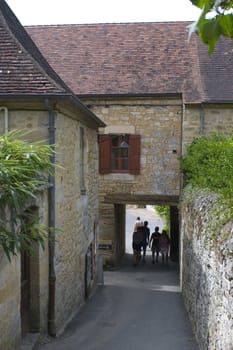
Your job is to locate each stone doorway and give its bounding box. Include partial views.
[21,250,30,337]
[20,206,40,338]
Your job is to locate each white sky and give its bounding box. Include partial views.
[5,0,201,25]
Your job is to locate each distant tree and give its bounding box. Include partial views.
[189,0,233,54]
[154,205,170,231]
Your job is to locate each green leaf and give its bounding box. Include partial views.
[218,14,233,37]
[190,0,214,11]
[198,17,221,53]
[189,0,233,53]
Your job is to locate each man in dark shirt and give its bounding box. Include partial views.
[142,221,150,263]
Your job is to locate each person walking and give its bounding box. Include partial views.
[132,226,143,266]
[133,216,143,232]
[149,226,161,264]
[159,229,170,263]
[142,221,150,263]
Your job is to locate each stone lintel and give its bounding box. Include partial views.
[104,193,179,206]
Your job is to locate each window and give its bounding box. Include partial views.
[99,134,140,174]
[112,134,129,171]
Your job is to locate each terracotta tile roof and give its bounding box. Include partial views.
[26,22,233,103]
[197,37,233,102]
[0,0,76,95]
[0,1,105,127]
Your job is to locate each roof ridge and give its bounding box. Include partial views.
[25,21,193,28]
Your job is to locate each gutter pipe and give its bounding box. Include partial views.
[200,103,204,135]
[45,99,56,337]
[0,106,8,132]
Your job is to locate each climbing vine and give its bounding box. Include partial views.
[0,130,55,261]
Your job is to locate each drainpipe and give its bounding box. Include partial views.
[0,106,8,133]
[45,99,56,337]
[200,103,204,135]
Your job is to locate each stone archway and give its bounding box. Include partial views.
[101,195,180,266]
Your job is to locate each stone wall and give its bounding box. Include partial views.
[0,191,49,350]
[0,106,50,347]
[0,255,21,350]
[85,96,183,264]
[54,110,99,333]
[181,193,233,350]
[182,104,233,153]
[0,104,100,346]
[83,97,233,265]
[96,97,182,196]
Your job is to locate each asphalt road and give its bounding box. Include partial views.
[37,207,198,350]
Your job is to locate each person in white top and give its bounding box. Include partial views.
[133,216,143,232]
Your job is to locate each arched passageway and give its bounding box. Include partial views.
[112,203,180,267]
[99,194,179,268]
[126,205,179,262]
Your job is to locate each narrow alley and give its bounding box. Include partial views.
[35,207,198,350]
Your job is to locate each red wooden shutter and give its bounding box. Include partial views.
[99,135,111,174]
[128,134,140,175]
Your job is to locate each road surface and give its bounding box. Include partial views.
[37,207,198,350]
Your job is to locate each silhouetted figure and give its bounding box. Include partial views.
[150,226,161,263]
[142,221,150,262]
[159,229,170,263]
[132,226,143,266]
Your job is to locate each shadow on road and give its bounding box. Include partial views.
[104,253,181,293]
[37,252,197,350]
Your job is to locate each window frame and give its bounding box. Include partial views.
[111,134,129,173]
[99,134,140,175]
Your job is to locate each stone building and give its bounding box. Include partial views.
[0,1,104,349]
[27,22,233,266]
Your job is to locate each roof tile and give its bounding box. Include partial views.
[26,22,233,103]
[0,0,69,94]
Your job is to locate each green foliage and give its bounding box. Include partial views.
[181,133,233,239]
[181,133,233,199]
[182,185,232,246]
[0,130,55,261]
[189,0,233,54]
[154,205,170,231]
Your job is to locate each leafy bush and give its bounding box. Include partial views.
[0,130,55,260]
[181,133,233,200]
[181,133,233,241]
